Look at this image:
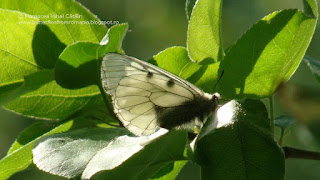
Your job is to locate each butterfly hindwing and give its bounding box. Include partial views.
[101,53,213,136]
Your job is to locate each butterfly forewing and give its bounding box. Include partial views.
[101,53,213,136]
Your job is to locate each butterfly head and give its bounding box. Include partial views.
[205,92,220,100]
[204,92,221,109]
[212,92,221,107]
[213,92,221,100]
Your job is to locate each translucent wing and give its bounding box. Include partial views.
[101,53,209,136]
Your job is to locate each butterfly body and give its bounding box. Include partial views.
[155,93,217,129]
[101,53,219,136]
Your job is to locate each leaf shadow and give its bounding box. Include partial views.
[55,58,100,89]
[32,23,66,69]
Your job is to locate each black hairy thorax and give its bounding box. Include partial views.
[155,95,218,129]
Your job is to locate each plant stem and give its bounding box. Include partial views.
[278,128,284,146]
[269,96,275,132]
[283,147,320,160]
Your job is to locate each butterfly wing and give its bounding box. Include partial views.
[101,53,208,136]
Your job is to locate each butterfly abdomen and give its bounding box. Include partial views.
[155,95,216,129]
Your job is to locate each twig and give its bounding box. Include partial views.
[278,128,284,146]
[283,146,320,160]
[269,96,274,132]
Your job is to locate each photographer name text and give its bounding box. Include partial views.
[22,13,83,19]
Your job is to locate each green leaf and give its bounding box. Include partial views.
[0,120,74,180]
[191,63,220,93]
[99,23,128,54]
[303,0,318,18]
[151,160,187,180]
[0,10,65,105]
[7,104,116,156]
[151,46,220,93]
[187,0,223,62]
[55,23,128,89]
[1,10,90,118]
[0,70,55,106]
[33,128,128,179]
[0,0,108,44]
[56,42,102,89]
[4,84,102,120]
[150,47,200,78]
[218,7,318,99]
[32,128,187,179]
[274,115,296,145]
[274,115,296,130]
[84,130,187,179]
[304,56,320,82]
[7,121,61,155]
[195,99,285,179]
[185,0,197,20]
[0,0,111,119]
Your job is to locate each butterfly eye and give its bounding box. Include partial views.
[213,93,221,99]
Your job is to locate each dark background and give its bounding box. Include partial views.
[1,0,320,179]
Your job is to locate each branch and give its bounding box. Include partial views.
[269,96,275,133]
[283,146,320,160]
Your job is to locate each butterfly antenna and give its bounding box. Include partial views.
[213,70,224,91]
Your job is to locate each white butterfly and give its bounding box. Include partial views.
[101,53,220,136]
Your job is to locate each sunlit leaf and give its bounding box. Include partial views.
[151,46,219,93]
[217,7,318,99]
[84,130,187,179]
[0,120,74,179]
[187,0,223,62]
[55,24,128,89]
